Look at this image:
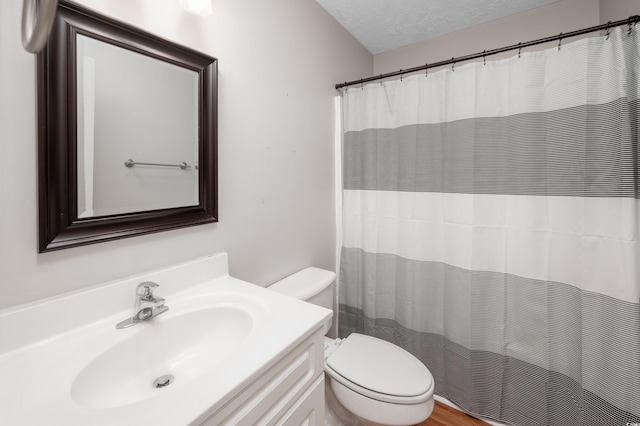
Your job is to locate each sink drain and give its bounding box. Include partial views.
[153,374,175,388]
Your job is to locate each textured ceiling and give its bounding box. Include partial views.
[316,0,561,54]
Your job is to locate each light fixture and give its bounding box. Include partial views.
[21,0,58,53]
[178,0,212,16]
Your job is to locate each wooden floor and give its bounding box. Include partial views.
[414,401,488,426]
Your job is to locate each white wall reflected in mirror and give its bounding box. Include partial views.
[76,34,199,218]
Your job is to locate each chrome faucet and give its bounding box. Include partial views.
[116,282,169,329]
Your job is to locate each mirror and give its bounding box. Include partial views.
[37,1,218,252]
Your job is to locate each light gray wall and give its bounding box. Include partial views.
[600,0,640,24]
[374,0,639,75]
[0,0,372,309]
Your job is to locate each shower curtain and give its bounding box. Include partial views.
[339,27,639,426]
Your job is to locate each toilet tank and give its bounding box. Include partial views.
[269,267,336,333]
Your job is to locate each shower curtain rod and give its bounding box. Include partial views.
[335,15,640,90]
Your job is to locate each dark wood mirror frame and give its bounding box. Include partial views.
[37,0,218,252]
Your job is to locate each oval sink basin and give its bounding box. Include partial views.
[71,304,254,410]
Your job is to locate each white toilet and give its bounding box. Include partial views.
[269,267,435,426]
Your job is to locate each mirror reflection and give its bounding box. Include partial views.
[76,34,199,218]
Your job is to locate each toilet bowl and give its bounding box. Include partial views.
[269,267,435,426]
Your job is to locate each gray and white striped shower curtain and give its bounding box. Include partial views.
[338,27,639,425]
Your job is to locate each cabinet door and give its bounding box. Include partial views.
[199,331,324,425]
[277,375,324,426]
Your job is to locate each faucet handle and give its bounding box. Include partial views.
[137,281,160,300]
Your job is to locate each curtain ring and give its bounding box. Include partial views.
[380,74,383,86]
[451,58,455,72]
[558,33,563,50]
[483,50,486,66]
[425,63,428,77]
[400,70,403,82]
[606,22,611,40]
[628,19,634,36]
[518,42,522,58]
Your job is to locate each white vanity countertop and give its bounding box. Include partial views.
[0,253,331,425]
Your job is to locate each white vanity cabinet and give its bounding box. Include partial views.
[198,328,325,425]
[0,253,332,426]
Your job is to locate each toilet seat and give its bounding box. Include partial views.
[324,333,434,405]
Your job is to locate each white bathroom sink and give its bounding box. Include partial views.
[71,303,256,410]
[0,253,332,425]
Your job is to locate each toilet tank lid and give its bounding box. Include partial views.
[269,267,336,301]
